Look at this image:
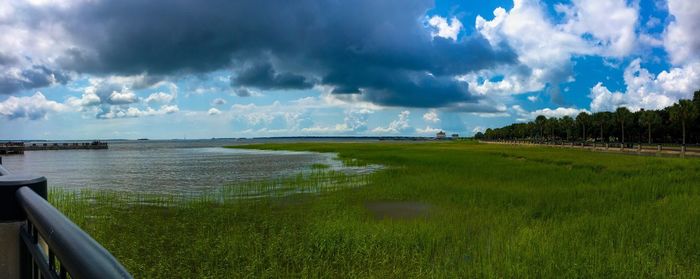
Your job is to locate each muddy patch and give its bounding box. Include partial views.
[365,201,430,220]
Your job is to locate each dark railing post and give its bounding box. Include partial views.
[0,163,46,279]
[1,162,131,279]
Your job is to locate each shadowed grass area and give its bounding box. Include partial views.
[50,141,700,278]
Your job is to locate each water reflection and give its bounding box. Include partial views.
[2,139,376,194]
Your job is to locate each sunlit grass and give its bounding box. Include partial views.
[50,141,700,278]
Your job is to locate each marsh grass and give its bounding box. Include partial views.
[50,141,700,278]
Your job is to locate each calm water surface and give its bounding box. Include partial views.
[2,139,377,194]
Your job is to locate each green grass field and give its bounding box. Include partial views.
[51,141,700,278]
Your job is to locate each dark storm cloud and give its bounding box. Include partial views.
[231,60,313,90]
[233,88,252,97]
[33,0,515,108]
[0,52,18,66]
[0,65,69,95]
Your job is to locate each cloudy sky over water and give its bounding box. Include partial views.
[0,0,698,139]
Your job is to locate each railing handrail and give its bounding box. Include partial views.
[0,161,131,279]
[16,187,132,279]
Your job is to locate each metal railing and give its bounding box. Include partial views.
[0,160,132,279]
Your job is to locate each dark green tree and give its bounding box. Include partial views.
[669,100,698,146]
[614,107,633,144]
[638,110,661,144]
[560,116,575,141]
[575,112,591,141]
[535,115,546,140]
[591,112,609,142]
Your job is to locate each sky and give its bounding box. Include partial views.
[0,0,699,140]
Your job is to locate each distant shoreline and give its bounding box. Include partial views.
[1,136,453,142]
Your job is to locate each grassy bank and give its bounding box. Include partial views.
[51,141,700,277]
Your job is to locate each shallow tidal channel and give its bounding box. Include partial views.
[2,140,380,196]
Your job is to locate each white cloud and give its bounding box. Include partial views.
[343,109,373,132]
[144,92,175,104]
[108,90,138,105]
[513,104,589,121]
[473,0,638,102]
[289,108,374,134]
[422,110,440,123]
[589,59,700,112]
[0,1,76,91]
[0,92,66,120]
[531,107,589,119]
[527,95,538,102]
[372,110,411,134]
[66,92,100,107]
[427,16,463,41]
[99,104,179,119]
[301,124,352,133]
[460,66,546,96]
[664,0,700,64]
[207,107,221,115]
[416,126,440,134]
[229,101,312,132]
[589,83,627,112]
[192,86,217,95]
[472,126,484,133]
[556,0,638,57]
[66,75,180,118]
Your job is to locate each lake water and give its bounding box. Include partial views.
[1,139,378,194]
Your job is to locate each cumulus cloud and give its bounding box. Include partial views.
[98,105,179,119]
[108,90,138,105]
[0,92,66,120]
[555,0,638,57]
[230,101,313,132]
[416,126,441,134]
[589,83,627,112]
[372,110,411,133]
[664,0,700,64]
[65,75,179,118]
[427,16,463,41]
[207,108,221,115]
[529,107,589,119]
[0,1,75,95]
[144,92,175,104]
[300,109,373,135]
[422,110,440,123]
[512,104,588,121]
[0,0,516,111]
[589,59,700,112]
[0,65,70,95]
[474,0,637,103]
[343,109,373,132]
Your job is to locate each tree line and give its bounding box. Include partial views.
[476,90,700,145]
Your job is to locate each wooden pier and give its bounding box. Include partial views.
[0,142,25,154]
[0,141,108,154]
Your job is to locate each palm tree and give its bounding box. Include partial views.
[638,110,661,144]
[591,112,608,142]
[545,118,560,141]
[575,112,591,141]
[535,115,546,140]
[560,116,575,141]
[614,107,633,144]
[669,100,698,146]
